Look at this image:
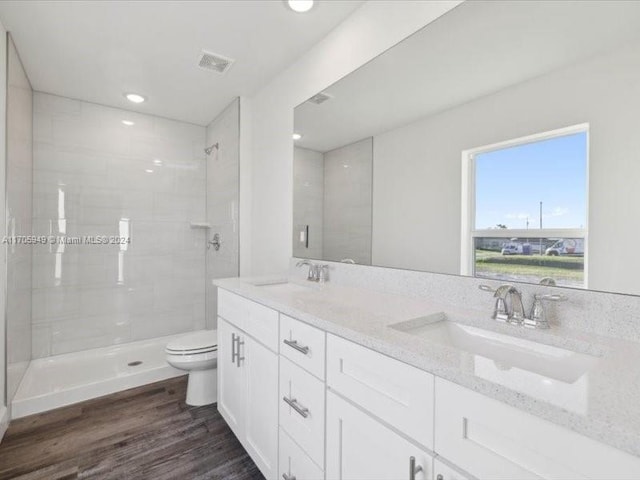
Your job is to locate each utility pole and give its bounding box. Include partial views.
[539,201,543,229]
[539,201,543,256]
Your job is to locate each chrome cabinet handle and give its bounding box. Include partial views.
[409,456,423,480]
[283,396,309,418]
[282,474,296,480]
[231,332,237,364]
[231,333,244,367]
[236,336,244,367]
[283,339,310,355]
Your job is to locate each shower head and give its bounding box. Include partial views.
[205,143,219,155]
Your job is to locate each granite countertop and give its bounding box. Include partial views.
[214,276,640,458]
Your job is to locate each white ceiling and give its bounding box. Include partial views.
[0,0,363,126]
[295,0,640,153]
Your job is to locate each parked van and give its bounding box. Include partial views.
[545,239,584,256]
[501,241,534,255]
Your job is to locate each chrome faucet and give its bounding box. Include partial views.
[296,259,315,281]
[480,284,566,329]
[490,284,524,324]
[296,259,329,283]
[507,287,526,325]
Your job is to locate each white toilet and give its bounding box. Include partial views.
[165,330,218,406]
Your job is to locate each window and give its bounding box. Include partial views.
[461,125,588,288]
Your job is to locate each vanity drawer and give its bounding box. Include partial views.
[279,427,324,480]
[279,356,325,467]
[326,334,434,450]
[218,289,279,351]
[434,378,640,480]
[433,459,473,480]
[280,314,326,380]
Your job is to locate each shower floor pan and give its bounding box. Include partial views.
[11,333,193,418]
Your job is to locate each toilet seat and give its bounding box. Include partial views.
[165,330,217,355]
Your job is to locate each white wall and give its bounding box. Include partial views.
[245,1,462,275]
[6,35,32,405]
[0,24,8,441]
[323,137,372,264]
[206,98,240,329]
[32,93,206,356]
[371,39,640,295]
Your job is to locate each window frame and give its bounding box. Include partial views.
[460,123,590,287]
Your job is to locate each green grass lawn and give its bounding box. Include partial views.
[474,250,584,287]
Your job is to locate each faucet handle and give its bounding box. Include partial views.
[318,264,329,283]
[493,297,509,321]
[536,293,568,302]
[525,294,549,329]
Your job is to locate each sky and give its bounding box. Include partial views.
[475,131,587,230]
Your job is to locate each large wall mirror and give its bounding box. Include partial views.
[293,0,640,297]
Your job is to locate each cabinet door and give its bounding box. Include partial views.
[217,317,244,438]
[435,378,640,480]
[326,390,432,480]
[244,335,279,480]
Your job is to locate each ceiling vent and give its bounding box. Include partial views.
[307,92,332,105]
[198,50,234,74]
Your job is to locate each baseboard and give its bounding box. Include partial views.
[0,405,9,443]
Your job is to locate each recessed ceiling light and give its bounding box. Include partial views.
[122,120,135,126]
[153,159,163,166]
[145,169,154,174]
[293,133,303,140]
[125,93,146,104]
[287,0,314,13]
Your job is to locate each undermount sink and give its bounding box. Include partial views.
[390,314,599,383]
[250,279,313,294]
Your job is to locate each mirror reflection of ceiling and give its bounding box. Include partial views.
[295,0,640,153]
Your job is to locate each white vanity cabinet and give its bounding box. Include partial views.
[217,291,279,480]
[326,334,435,450]
[325,333,435,480]
[326,390,433,480]
[218,318,245,436]
[277,315,327,479]
[434,378,640,480]
[217,286,640,480]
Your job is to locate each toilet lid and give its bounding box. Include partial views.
[166,330,217,353]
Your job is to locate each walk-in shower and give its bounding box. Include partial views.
[4,93,241,417]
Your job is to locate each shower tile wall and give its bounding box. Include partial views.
[32,93,206,357]
[323,137,373,265]
[205,99,240,329]
[293,147,324,260]
[6,37,33,402]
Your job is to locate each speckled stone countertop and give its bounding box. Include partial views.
[214,276,640,458]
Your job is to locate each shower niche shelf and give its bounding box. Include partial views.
[190,222,212,229]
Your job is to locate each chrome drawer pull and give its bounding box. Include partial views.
[282,474,296,480]
[231,332,237,364]
[409,456,423,480]
[231,333,244,367]
[283,396,309,418]
[283,339,310,355]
